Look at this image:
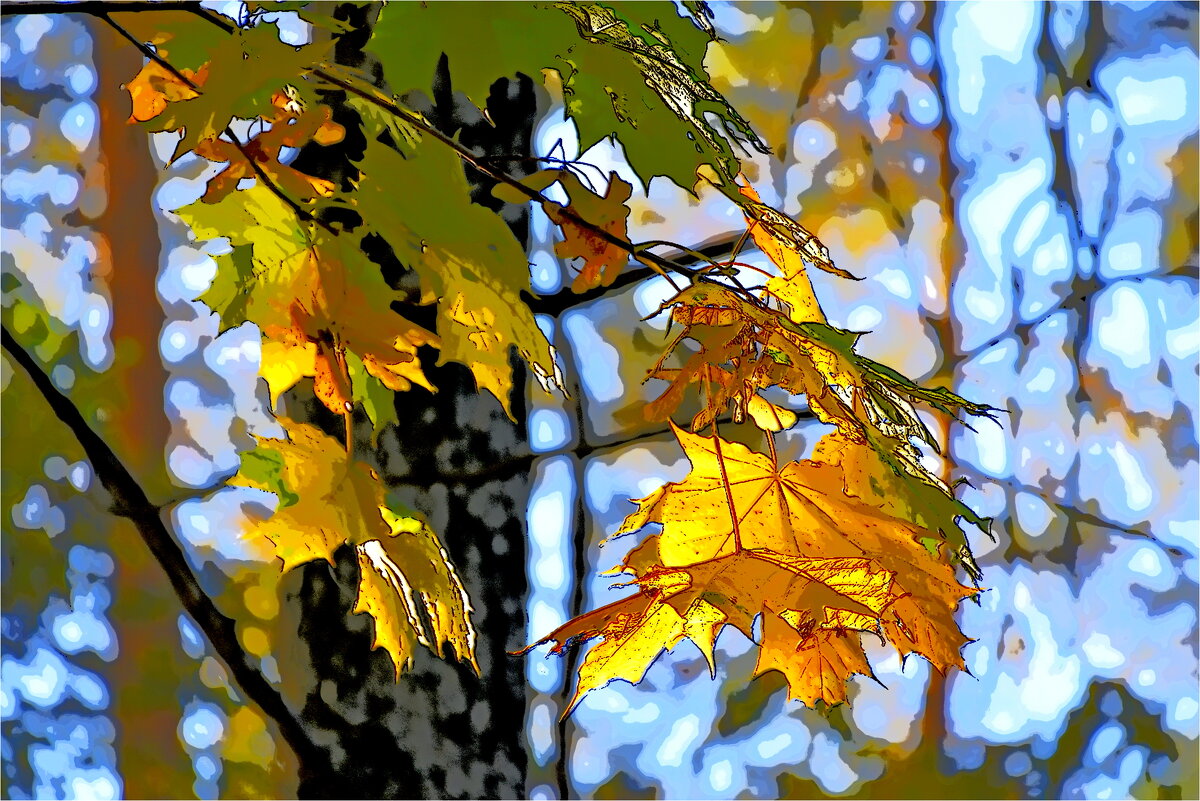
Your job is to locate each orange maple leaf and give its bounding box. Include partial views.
[125,60,205,123]
[543,171,633,292]
[195,98,345,204]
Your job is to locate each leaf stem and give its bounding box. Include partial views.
[728,222,753,264]
[705,366,742,553]
[711,423,742,554]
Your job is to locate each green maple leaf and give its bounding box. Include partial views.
[366,1,767,191]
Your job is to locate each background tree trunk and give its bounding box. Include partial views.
[268,5,539,797]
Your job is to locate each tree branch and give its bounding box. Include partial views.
[1,326,322,770]
[311,65,707,284]
[526,236,743,317]
[95,10,335,234]
[1,1,211,17]
[10,0,754,313]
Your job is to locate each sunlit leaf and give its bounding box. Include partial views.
[226,419,477,677]
[354,509,478,678]
[530,423,979,710]
[351,132,561,418]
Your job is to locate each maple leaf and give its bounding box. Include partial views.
[281,230,441,414]
[737,182,855,284]
[753,620,874,707]
[117,9,219,123]
[125,60,204,124]
[227,418,477,676]
[121,16,331,160]
[813,431,990,584]
[527,424,979,711]
[745,394,798,432]
[529,546,893,712]
[644,282,998,503]
[178,184,439,431]
[543,171,633,292]
[735,183,827,325]
[355,509,478,678]
[227,418,389,570]
[351,133,562,418]
[195,98,344,205]
[550,594,687,715]
[367,2,767,191]
[122,8,342,202]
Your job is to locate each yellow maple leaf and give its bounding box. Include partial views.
[737,181,856,282]
[259,337,318,410]
[642,282,998,550]
[354,509,478,678]
[737,182,827,324]
[227,419,477,677]
[228,417,381,570]
[565,602,685,715]
[254,233,440,418]
[424,250,564,420]
[528,424,979,711]
[753,619,875,707]
[746,394,798,431]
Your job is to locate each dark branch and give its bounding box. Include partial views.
[96,11,335,233]
[11,0,753,315]
[1,1,215,17]
[1,326,322,770]
[311,66,706,285]
[527,236,743,317]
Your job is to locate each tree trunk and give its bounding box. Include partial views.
[271,5,538,797]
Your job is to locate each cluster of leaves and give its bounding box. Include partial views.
[110,1,996,707]
[528,225,998,709]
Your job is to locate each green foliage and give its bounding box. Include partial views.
[367,1,768,190]
[349,122,557,417]
[177,183,307,334]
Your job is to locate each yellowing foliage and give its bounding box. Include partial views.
[527,424,980,712]
[228,419,476,677]
[104,4,997,712]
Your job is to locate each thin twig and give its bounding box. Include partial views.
[45,0,754,318]
[1,1,219,18]
[19,0,754,309]
[311,65,702,285]
[98,12,334,233]
[1,326,322,770]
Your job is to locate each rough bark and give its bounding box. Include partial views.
[272,6,536,797]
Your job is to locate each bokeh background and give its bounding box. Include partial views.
[2,1,1197,799]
